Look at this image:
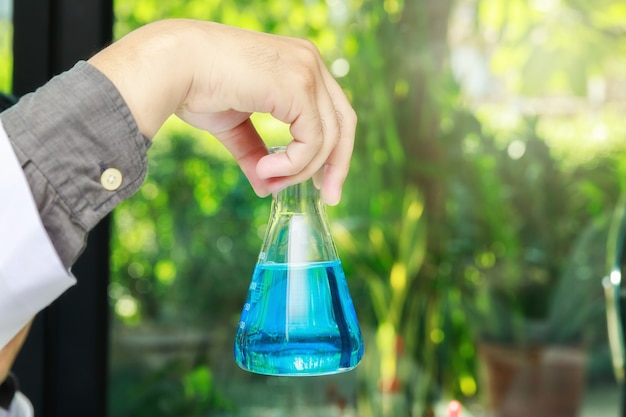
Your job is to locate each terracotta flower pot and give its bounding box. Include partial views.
[478,342,586,417]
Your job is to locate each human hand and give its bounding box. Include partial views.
[88,19,356,205]
[0,320,31,384]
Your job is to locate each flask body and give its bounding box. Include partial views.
[234,161,363,376]
[235,260,363,375]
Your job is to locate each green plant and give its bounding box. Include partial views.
[333,185,435,416]
[446,115,608,347]
[110,359,233,417]
[335,187,426,354]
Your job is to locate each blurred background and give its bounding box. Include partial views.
[3,0,626,416]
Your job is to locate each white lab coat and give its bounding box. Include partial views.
[0,122,75,349]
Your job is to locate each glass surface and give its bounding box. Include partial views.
[234,147,364,376]
[235,260,363,375]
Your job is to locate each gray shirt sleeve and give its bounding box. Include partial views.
[0,61,152,268]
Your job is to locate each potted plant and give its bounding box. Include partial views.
[448,118,609,416]
[466,217,607,417]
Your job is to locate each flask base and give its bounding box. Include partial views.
[235,341,362,376]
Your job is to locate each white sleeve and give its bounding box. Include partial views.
[0,120,76,349]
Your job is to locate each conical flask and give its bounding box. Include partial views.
[234,147,364,376]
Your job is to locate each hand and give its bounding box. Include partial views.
[0,320,31,384]
[88,19,356,205]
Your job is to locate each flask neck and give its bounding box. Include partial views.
[261,178,338,264]
[273,179,322,214]
[267,145,323,214]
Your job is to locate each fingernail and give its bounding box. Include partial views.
[322,188,341,206]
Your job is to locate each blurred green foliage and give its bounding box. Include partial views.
[110,126,267,326]
[109,357,233,416]
[0,14,12,93]
[109,0,626,414]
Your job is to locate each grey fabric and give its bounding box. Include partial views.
[1,61,152,268]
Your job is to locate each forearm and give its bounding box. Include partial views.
[87,19,196,138]
[1,62,151,268]
[0,321,31,384]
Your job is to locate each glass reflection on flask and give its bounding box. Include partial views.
[234,147,364,376]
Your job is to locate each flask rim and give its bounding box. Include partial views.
[269,145,287,154]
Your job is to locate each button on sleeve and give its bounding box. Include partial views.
[101,168,123,191]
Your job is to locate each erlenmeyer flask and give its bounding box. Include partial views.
[234,147,364,376]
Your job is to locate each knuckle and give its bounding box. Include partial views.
[295,38,319,54]
[294,40,322,68]
[292,68,318,96]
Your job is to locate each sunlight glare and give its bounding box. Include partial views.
[507,140,526,159]
[115,295,138,318]
[331,58,350,78]
[611,270,621,285]
[531,0,559,12]
[591,123,608,142]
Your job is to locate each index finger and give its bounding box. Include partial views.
[318,75,357,205]
[256,70,356,204]
[213,117,272,197]
[252,53,356,197]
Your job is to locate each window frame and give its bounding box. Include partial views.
[11,1,113,415]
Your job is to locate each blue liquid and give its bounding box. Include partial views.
[234,260,364,376]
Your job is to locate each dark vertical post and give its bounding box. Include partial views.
[11,0,52,95]
[11,0,113,416]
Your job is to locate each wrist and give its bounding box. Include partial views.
[88,19,195,138]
